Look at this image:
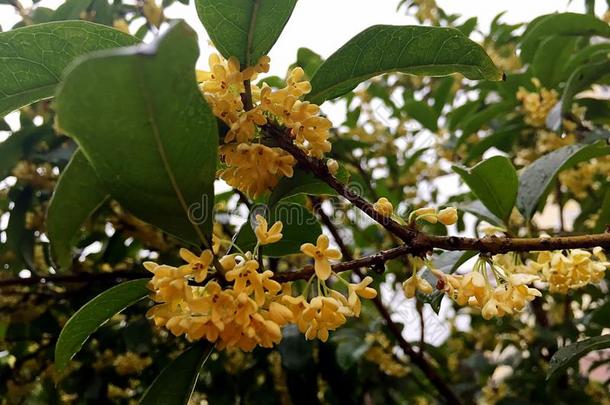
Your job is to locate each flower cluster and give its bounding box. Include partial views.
[533,248,609,294]
[145,219,378,349]
[364,332,409,377]
[198,53,332,197]
[145,247,290,351]
[516,80,558,127]
[435,255,542,320]
[112,352,153,376]
[296,234,378,341]
[402,256,434,298]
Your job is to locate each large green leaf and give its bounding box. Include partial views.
[0,21,139,118]
[547,335,610,380]
[55,21,218,245]
[55,279,150,371]
[307,25,503,104]
[453,156,518,224]
[517,142,610,220]
[195,0,297,67]
[520,13,610,63]
[47,150,109,271]
[234,200,321,257]
[140,342,214,405]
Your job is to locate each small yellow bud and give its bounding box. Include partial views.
[327,159,339,175]
[437,207,458,226]
[373,197,393,217]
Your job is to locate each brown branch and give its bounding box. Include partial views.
[417,232,610,253]
[0,270,148,288]
[265,124,417,243]
[265,123,610,255]
[3,231,610,288]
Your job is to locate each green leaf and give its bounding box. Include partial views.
[335,337,370,370]
[195,0,297,67]
[403,99,438,132]
[594,189,610,233]
[307,25,503,104]
[55,279,150,371]
[456,200,502,227]
[0,118,10,131]
[453,156,518,223]
[531,37,579,88]
[432,76,455,115]
[447,100,481,132]
[2,186,33,271]
[140,342,214,405]
[0,125,53,178]
[0,21,139,118]
[47,150,109,271]
[520,13,610,63]
[517,142,610,220]
[291,47,324,80]
[457,100,515,140]
[547,335,610,380]
[560,59,610,116]
[55,21,218,245]
[52,0,93,21]
[561,43,610,80]
[234,201,321,257]
[465,124,524,164]
[268,166,350,207]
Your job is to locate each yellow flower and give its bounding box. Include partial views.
[179,248,213,283]
[347,276,378,316]
[402,273,434,298]
[254,215,283,245]
[301,296,346,342]
[373,197,393,217]
[437,207,458,226]
[326,159,339,175]
[143,0,163,28]
[411,207,438,223]
[300,235,342,280]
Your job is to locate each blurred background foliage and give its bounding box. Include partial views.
[0,0,609,403]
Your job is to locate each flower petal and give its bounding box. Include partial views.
[315,258,332,280]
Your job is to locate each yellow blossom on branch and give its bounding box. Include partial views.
[254,215,283,245]
[300,234,343,280]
